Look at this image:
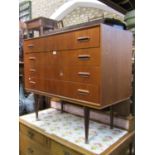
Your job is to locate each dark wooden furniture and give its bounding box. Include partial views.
[24,23,132,143]
[25,17,58,37]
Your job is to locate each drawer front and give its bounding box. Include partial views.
[46,66,100,85]
[24,53,36,85]
[61,48,101,66]
[20,134,51,155]
[59,81,100,104]
[46,26,100,50]
[24,37,46,53]
[62,66,100,85]
[25,77,37,90]
[20,124,51,149]
[74,26,100,49]
[52,141,82,155]
[24,52,52,90]
[46,80,100,104]
[26,78,45,91]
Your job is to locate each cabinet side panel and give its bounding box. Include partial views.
[100,24,132,107]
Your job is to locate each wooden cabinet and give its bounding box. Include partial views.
[20,124,51,155]
[24,23,132,109]
[20,123,82,155]
[19,110,134,155]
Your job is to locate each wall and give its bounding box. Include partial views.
[19,0,123,27]
[19,0,65,19]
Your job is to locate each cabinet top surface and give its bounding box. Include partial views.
[25,22,101,41]
[20,108,128,155]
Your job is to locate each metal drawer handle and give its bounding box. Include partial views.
[78,72,90,77]
[78,54,90,59]
[29,81,36,84]
[63,150,70,155]
[27,131,34,139]
[29,69,36,72]
[29,57,36,60]
[77,89,89,95]
[28,147,34,154]
[28,44,34,48]
[77,36,90,42]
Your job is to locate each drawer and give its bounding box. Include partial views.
[74,26,100,49]
[24,37,46,53]
[20,133,51,155]
[62,66,100,85]
[24,53,37,80]
[59,81,100,104]
[20,124,51,149]
[45,26,100,50]
[25,76,38,90]
[46,80,100,104]
[24,53,36,69]
[25,77,49,92]
[24,52,52,81]
[52,141,82,155]
[61,48,101,66]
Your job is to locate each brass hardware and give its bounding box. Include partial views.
[77,36,90,42]
[64,151,71,155]
[78,72,90,77]
[29,57,36,60]
[28,44,34,48]
[29,81,36,84]
[29,69,36,72]
[78,54,90,59]
[27,147,34,154]
[27,131,34,139]
[52,51,57,55]
[77,89,89,95]
[59,71,63,76]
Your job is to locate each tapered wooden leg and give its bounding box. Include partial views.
[129,142,133,155]
[34,94,40,121]
[40,26,44,36]
[43,96,51,109]
[61,101,64,113]
[110,106,114,129]
[84,107,90,144]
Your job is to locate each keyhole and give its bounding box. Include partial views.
[52,51,57,55]
[59,72,63,76]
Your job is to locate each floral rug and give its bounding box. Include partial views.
[20,108,127,154]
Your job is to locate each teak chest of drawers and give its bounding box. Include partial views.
[24,23,132,143]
